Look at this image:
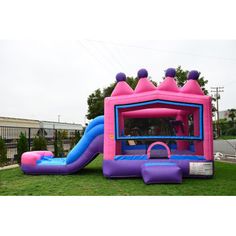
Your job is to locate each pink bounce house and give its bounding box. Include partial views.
[21,68,214,184]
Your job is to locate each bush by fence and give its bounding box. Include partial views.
[16,132,29,164]
[213,120,236,137]
[0,136,7,164]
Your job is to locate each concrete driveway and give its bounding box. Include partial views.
[214,139,236,155]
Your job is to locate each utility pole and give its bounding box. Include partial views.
[211,86,224,137]
[58,115,61,123]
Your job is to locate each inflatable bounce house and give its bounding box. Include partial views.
[21,68,214,184]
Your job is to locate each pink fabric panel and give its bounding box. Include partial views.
[104,98,116,160]
[202,98,213,160]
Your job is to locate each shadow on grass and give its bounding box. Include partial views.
[75,166,103,176]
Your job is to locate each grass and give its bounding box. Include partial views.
[1,155,236,196]
[217,135,236,140]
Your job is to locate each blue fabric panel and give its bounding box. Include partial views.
[115,155,205,161]
[144,162,177,167]
[170,155,205,160]
[66,123,104,164]
[123,145,147,150]
[37,157,67,166]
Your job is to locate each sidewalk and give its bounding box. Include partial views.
[0,164,19,171]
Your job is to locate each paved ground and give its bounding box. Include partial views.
[0,164,19,171]
[214,139,236,156]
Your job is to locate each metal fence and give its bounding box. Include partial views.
[0,126,80,160]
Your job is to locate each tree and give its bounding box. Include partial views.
[228,109,236,122]
[53,132,58,157]
[170,66,209,95]
[70,131,81,149]
[87,77,157,120]
[57,131,65,157]
[31,135,47,151]
[16,132,29,164]
[0,137,7,164]
[86,67,210,120]
[54,131,65,157]
[87,89,104,120]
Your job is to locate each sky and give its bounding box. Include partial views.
[0,40,236,125]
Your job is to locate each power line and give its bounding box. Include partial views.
[85,40,126,72]
[77,40,114,76]
[86,39,236,63]
[211,86,224,137]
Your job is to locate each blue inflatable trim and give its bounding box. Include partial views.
[170,155,205,160]
[66,123,104,164]
[115,155,205,161]
[144,162,177,167]
[84,116,104,134]
[115,155,148,160]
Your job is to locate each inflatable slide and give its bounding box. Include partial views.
[21,116,104,174]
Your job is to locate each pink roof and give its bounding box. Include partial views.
[134,78,156,93]
[181,79,204,95]
[157,77,179,92]
[111,70,205,98]
[111,81,134,96]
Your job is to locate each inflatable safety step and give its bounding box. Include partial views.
[141,162,182,184]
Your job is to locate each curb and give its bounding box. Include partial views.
[0,164,19,171]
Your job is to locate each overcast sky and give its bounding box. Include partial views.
[0,40,235,125]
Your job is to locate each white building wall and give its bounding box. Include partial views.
[0,117,40,128]
[40,121,83,131]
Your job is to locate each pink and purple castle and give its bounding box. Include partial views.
[21,68,214,184]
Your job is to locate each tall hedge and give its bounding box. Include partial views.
[17,132,29,164]
[0,136,7,164]
[31,135,47,151]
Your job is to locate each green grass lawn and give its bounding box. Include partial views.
[217,135,236,140]
[1,155,236,196]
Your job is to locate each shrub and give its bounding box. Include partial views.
[226,128,236,136]
[0,136,7,164]
[54,131,65,157]
[31,135,47,151]
[57,131,65,157]
[70,131,81,149]
[16,132,29,164]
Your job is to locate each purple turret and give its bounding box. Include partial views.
[165,68,176,78]
[116,72,127,82]
[187,70,200,80]
[137,69,148,79]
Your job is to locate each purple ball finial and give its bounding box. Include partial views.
[116,72,126,82]
[137,69,148,79]
[165,68,176,77]
[188,70,199,80]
